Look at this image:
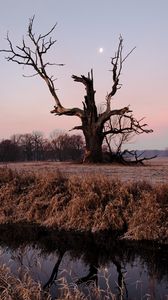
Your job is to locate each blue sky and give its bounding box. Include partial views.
[0,0,168,149]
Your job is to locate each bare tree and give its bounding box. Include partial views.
[19,133,34,161]
[0,139,20,162]
[0,17,153,163]
[31,131,44,160]
[103,114,154,163]
[50,133,83,161]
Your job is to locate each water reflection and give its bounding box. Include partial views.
[0,223,167,299]
[43,250,65,290]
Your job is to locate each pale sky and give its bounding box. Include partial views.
[0,0,168,149]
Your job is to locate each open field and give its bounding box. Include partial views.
[1,157,168,183]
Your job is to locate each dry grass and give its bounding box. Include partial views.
[0,166,167,243]
[0,265,118,300]
[0,265,51,300]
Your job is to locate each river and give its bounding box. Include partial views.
[0,224,167,299]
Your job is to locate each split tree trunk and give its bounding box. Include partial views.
[72,70,104,163]
[83,129,103,163]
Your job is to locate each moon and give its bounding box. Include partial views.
[99,47,104,53]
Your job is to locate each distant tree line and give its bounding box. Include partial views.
[0,130,167,164]
[0,132,84,162]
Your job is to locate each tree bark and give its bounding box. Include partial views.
[83,128,103,163]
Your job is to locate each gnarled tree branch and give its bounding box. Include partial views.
[104,114,153,136]
[99,36,136,126]
[0,16,84,119]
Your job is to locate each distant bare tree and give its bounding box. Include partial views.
[0,139,20,162]
[0,17,153,163]
[19,134,34,161]
[67,134,84,160]
[31,131,44,160]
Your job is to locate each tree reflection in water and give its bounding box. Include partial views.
[42,250,128,299]
[43,250,66,290]
[0,223,167,299]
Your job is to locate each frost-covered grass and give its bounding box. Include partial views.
[1,157,168,183]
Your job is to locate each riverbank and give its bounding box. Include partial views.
[0,167,167,243]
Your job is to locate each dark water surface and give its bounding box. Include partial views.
[0,224,167,299]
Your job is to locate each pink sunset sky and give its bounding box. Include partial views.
[0,0,168,150]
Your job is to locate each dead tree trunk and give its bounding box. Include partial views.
[0,18,153,163]
[83,128,104,163]
[72,70,103,163]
